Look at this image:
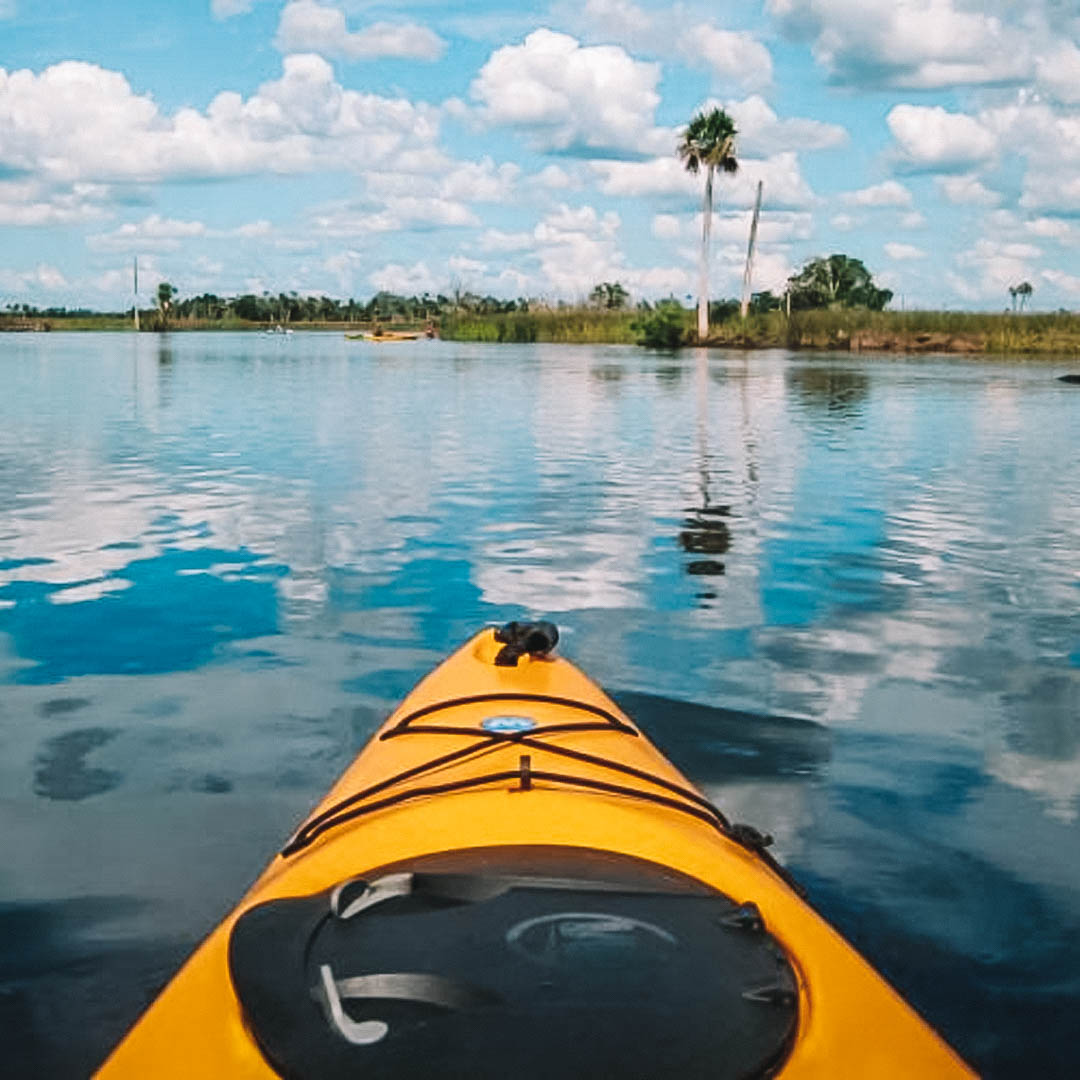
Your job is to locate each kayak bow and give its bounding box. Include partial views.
[98,623,974,1078]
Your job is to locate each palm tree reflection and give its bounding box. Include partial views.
[786,364,869,418]
[680,353,732,600]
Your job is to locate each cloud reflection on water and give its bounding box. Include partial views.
[1,337,1079,1076]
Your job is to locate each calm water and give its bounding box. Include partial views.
[1,332,1078,1077]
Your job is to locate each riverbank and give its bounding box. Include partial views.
[5,309,1079,354]
[441,308,1080,354]
[0,316,422,334]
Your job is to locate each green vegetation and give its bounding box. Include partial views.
[787,255,892,311]
[1008,281,1033,312]
[677,106,739,340]
[589,281,630,309]
[631,301,691,349]
[697,307,1080,354]
[440,303,1080,354]
[1,288,479,333]
[4,275,1078,355]
[441,307,640,344]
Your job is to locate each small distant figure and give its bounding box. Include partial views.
[425,320,436,339]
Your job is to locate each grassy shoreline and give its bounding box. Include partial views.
[441,308,1080,354]
[4,309,1079,354]
[0,316,420,334]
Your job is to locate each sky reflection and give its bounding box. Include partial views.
[1,335,1079,1075]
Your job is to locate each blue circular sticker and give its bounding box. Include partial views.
[481,714,537,733]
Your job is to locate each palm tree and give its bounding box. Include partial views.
[677,108,739,341]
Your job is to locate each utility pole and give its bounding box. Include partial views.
[133,256,140,331]
[740,180,763,319]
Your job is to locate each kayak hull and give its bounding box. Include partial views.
[98,628,974,1078]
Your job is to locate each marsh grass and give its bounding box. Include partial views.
[440,307,1080,354]
[440,308,643,344]
[8,308,1079,354]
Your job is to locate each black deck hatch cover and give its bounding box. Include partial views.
[228,862,798,1079]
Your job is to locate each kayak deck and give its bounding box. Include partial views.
[98,626,974,1078]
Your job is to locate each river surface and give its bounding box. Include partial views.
[1,332,1078,1077]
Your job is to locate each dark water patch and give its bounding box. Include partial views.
[590,363,623,383]
[1003,674,1080,759]
[796,854,1080,1079]
[610,691,830,784]
[786,364,871,418]
[0,897,193,1078]
[37,696,92,717]
[100,540,141,551]
[686,559,725,575]
[679,518,731,554]
[132,696,185,718]
[191,772,232,794]
[759,638,885,677]
[33,728,121,800]
[654,363,684,386]
[0,557,53,572]
[342,668,427,701]
[346,704,388,742]
[231,646,298,669]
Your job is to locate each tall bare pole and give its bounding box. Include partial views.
[740,180,763,320]
[133,256,140,331]
[697,165,714,341]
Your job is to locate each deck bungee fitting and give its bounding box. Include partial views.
[98,622,975,1079]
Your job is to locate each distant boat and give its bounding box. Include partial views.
[265,325,293,335]
[346,330,422,342]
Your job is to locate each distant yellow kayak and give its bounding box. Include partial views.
[345,330,422,342]
[98,624,975,1078]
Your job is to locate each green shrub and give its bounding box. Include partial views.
[631,302,687,348]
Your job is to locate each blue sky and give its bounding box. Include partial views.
[2,0,1079,310]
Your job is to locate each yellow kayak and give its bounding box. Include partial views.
[345,331,422,342]
[98,623,975,1078]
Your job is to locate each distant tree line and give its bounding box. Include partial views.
[3,254,895,330]
[165,288,529,324]
[4,289,531,325]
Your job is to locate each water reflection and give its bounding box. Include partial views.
[611,691,829,784]
[1,336,1079,1077]
[678,355,734,594]
[33,728,121,801]
[0,896,191,1079]
[786,363,871,418]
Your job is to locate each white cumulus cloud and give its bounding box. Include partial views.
[937,175,1000,206]
[469,30,665,156]
[211,0,254,18]
[591,152,816,210]
[722,95,847,155]
[0,55,442,186]
[887,104,997,170]
[679,25,773,91]
[767,0,1031,89]
[1040,268,1080,298]
[369,261,439,294]
[843,180,913,207]
[479,229,534,253]
[1034,41,1080,105]
[275,1,446,62]
[86,214,274,251]
[884,242,926,260]
[950,238,1041,302]
[651,214,682,239]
